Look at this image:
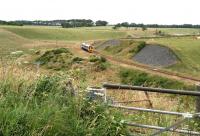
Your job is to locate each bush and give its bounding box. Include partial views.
[72,57,84,63]
[89,55,100,62]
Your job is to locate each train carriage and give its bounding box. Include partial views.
[81,43,94,53]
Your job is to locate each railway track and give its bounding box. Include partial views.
[93,50,200,84]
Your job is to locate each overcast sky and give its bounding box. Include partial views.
[0,0,200,24]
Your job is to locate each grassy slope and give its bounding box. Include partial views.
[159,28,200,35]
[149,37,200,77]
[0,28,31,57]
[2,26,127,41]
[96,40,146,59]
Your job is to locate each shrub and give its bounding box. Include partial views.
[72,57,84,63]
[89,55,100,62]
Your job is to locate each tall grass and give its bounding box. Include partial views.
[0,71,128,136]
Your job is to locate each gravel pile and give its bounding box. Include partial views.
[96,39,121,49]
[133,45,177,67]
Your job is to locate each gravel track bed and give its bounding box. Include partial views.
[133,45,177,67]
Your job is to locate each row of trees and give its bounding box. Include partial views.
[0,20,23,26]
[5,20,108,27]
[61,19,108,28]
[1,19,200,29]
[61,19,94,28]
[113,22,200,29]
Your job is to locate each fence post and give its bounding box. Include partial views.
[104,88,107,103]
[196,84,200,113]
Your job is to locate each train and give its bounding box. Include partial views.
[81,43,94,53]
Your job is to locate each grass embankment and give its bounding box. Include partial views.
[2,26,126,41]
[0,70,128,135]
[149,37,200,77]
[0,29,31,57]
[97,40,146,59]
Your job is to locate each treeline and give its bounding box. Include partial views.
[61,19,108,28]
[1,19,200,29]
[0,20,23,26]
[14,20,64,26]
[1,19,108,27]
[114,22,200,29]
[61,19,94,28]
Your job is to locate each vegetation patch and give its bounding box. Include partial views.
[72,57,84,64]
[0,74,128,135]
[119,68,194,90]
[129,41,146,54]
[36,48,73,70]
[89,55,109,71]
[97,40,146,59]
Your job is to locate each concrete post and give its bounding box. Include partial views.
[196,85,200,113]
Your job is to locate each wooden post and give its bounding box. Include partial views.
[196,85,200,113]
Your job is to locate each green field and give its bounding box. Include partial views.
[1,26,127,41]
[0,28,31,56]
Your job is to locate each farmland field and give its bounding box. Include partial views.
[1,26,127,41]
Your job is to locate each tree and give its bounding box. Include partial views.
[121,22,129,28]
[61,19,94,28]
[142,26,147,31]
[113,23,121,30]
[95,20,108,26]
